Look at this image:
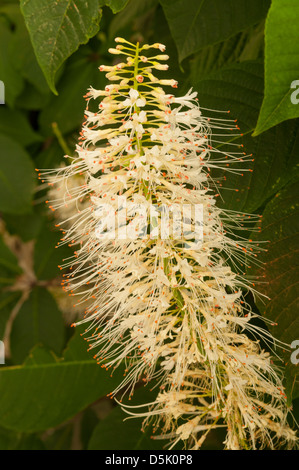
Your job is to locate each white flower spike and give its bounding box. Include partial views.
[38,38,297,450]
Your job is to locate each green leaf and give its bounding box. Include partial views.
[250,182,299,401]
[20,0,102,94]
[0,108,41,147]
[11,435,45,450]
[39,53,105,136]
[0,19,24,105]
[159,0,270,62]
[0,236,21,295]
[10,287,65,364]
[35,140,65,170]
[0,2,50,94]
[24,345,59,366]
[0,292,20,338]
[101,0,129,14]
[0,236,21,277]
[190,24,264,81]
[109,0,158,38]
[0,329,124,432]
[12,20,50,95]
[291,398,299,427]
[16,81,51,111]
[81,408,99,450]
[3,211,44,242]
[0,134,35,214]
[191,61,299,213]
[34,221,72,280]
[43,422,74,450]
[88,387,163,450]
[239,121,299,212]
[192,60,264,132]
[0,426,45,450]
[254,0,299,135]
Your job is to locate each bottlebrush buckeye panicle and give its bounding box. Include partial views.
[37,38,297,450]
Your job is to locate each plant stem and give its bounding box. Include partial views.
[52,122,72,156]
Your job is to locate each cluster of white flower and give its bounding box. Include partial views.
[38,38,297,450]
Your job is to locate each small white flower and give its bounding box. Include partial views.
[122,88,146,108]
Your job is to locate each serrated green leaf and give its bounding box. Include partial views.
[0,134,35,214]
[254,0,299,135]
[20,0,102,94]
[0,328,124,432]
[160,0,270,62]
[239,121,299,212]
[192,61,264,132]
[190,24,264,81]
[191,61,299,213]
[10,287,65,364]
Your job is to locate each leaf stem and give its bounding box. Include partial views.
[52,122,72,156]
